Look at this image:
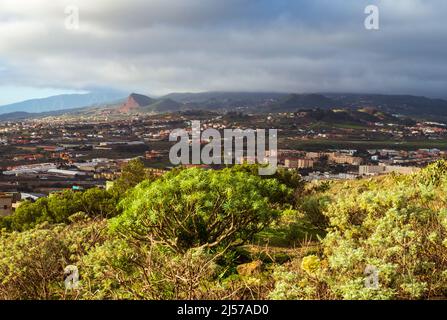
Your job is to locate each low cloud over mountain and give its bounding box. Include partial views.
[0,0,447,102]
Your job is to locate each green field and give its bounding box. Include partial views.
[280,138,447,150]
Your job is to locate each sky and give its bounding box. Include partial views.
[0,0,446,105]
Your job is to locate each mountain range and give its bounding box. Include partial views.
[115,92,447,120]
[0,90,126,115]
[2,90,447,121]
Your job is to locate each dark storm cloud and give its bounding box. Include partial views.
[0,0,446,97]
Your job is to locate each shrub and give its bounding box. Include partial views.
[111,168,290,253]
[0,219,107,299]
[298,195,330,229]
[79,240,220,300]
[274,162,447,300]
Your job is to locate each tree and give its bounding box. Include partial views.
[111,168,290,253]
[47,190,83,223]
[0,215,12,231]
[11,198,49,231]
[80,188,119,218]
[6,188,118,232]
[109,158,154,198]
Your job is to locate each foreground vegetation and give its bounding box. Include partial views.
[1,159,447,300]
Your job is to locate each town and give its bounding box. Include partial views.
[0,108,446,216]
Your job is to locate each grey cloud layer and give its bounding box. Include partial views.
[0,0,446,97]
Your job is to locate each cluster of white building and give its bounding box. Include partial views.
[1,158,119,177]
[358,164,420,176]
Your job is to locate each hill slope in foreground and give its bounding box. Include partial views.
[1,162,447,300]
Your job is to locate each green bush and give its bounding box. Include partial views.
[4,162,447,300]
[6,188,118,232]
[298,195,330,229]
[0,219,107,299]
[111,168,290,253]
[271,161,447,300]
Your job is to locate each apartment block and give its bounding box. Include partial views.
[284,158,314,169]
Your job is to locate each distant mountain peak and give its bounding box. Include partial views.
[119,93,155,113]
[0,90,125,115]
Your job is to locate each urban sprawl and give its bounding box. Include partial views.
[0,110,445,216]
